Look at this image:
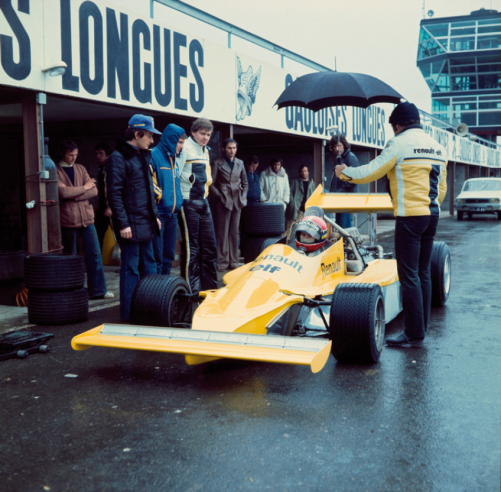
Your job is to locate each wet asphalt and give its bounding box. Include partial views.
[1,215,500,492]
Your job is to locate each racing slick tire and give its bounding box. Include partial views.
[28,288,89,325]
[242,236,283,264]
[457,211,464,221]
[240,203,285,236]
[24,254,85,292]
[130,275,191,328]
[430,241,451,307]
[329,283,385,364]
[260,236,284,253]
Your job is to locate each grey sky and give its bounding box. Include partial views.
[183,0,501,114]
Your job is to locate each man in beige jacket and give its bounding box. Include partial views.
[210,138,248,271]
[56,140,113,300]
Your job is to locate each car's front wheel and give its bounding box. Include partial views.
[457,211,464,221]
[329,283,385,364]
[130,275,191,327]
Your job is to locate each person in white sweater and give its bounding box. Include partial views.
[259,157,290,210]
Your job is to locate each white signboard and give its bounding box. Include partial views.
[0,0,499,167]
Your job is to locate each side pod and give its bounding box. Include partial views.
[72,324,332,373]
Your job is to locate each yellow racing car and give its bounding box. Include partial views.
[72,188,451,373]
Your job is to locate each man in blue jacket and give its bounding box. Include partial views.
[150,124,187,275]
[106,114,162,321]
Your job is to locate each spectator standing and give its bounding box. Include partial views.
[210,138,248,271]
[150,124,186,275]
[287,164,316,235]
[260,157,290,210]
[329,133,360,228]
[177,118,218,294]
[106,115,162,321]
[56,140,113,300]
[245,155,263,203]
[94,142,113,250]
[335,102,447,347]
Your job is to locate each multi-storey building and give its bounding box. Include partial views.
[417,8,501,142]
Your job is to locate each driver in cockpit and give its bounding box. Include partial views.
[292,216,333,257]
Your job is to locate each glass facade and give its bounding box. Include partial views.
[417,11,501,134]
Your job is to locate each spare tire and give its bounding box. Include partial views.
[130,275,191,328]
[28,288,89,325]
[240,203,285,236]
[241,236,283,264]
[24,254,85,292]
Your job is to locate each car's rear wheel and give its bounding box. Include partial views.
[457,211,464,221]
[431,241,451,307]
[329,283,385,364]
[130,275,191,328]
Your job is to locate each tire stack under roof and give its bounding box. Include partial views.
[240,203,286,264]
[24,254,88,325]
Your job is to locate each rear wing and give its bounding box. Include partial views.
[306,185,393,214]
[72,324,332,373]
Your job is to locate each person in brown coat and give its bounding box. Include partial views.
[56,140,113,300]
[210,138,248,271]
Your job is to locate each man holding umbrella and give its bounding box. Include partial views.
[335,102,447,348]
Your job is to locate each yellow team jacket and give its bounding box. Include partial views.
[339,126,448,217]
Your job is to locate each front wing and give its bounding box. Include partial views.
[72,324,332,373]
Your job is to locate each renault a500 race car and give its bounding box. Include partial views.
[72,188,451,373]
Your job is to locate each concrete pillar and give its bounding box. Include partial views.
[449,162,455,216]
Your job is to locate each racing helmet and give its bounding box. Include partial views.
[295,216,328,252]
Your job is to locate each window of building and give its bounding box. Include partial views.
[451,21,475,28]
[478,74,501,89]
[478,25,501,34]
[477,34,501,49]
[478,19,501,26]
[479,112,501,126]
[451,75,477,90]
[451,27,476,36]
[432,98,450,112]
[425,23,449,37]
[450,36,476,51]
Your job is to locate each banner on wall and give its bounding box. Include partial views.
[0,0,499,167]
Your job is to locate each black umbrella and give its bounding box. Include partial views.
[274,71,403,112]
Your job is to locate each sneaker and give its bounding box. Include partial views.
[90,292,115,300]
[386,332,423,348]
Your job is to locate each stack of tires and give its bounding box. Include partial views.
[24,254,89,325]
[240,203,286,264]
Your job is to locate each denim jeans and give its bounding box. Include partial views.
[394,215,439,339]
[61,224,107,298]
[119,240,156,320]
[152,213,178,275]
[336,212,352,229]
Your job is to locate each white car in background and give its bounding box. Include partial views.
[455,177,501,221]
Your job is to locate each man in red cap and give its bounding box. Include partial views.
[335,102,448,348]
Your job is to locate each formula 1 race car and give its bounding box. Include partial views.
[72,188,451,373]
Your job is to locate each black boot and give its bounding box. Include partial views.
[386,332,423,348]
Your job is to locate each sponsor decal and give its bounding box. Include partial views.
[253,254,303,273]
[320,258,341,278]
